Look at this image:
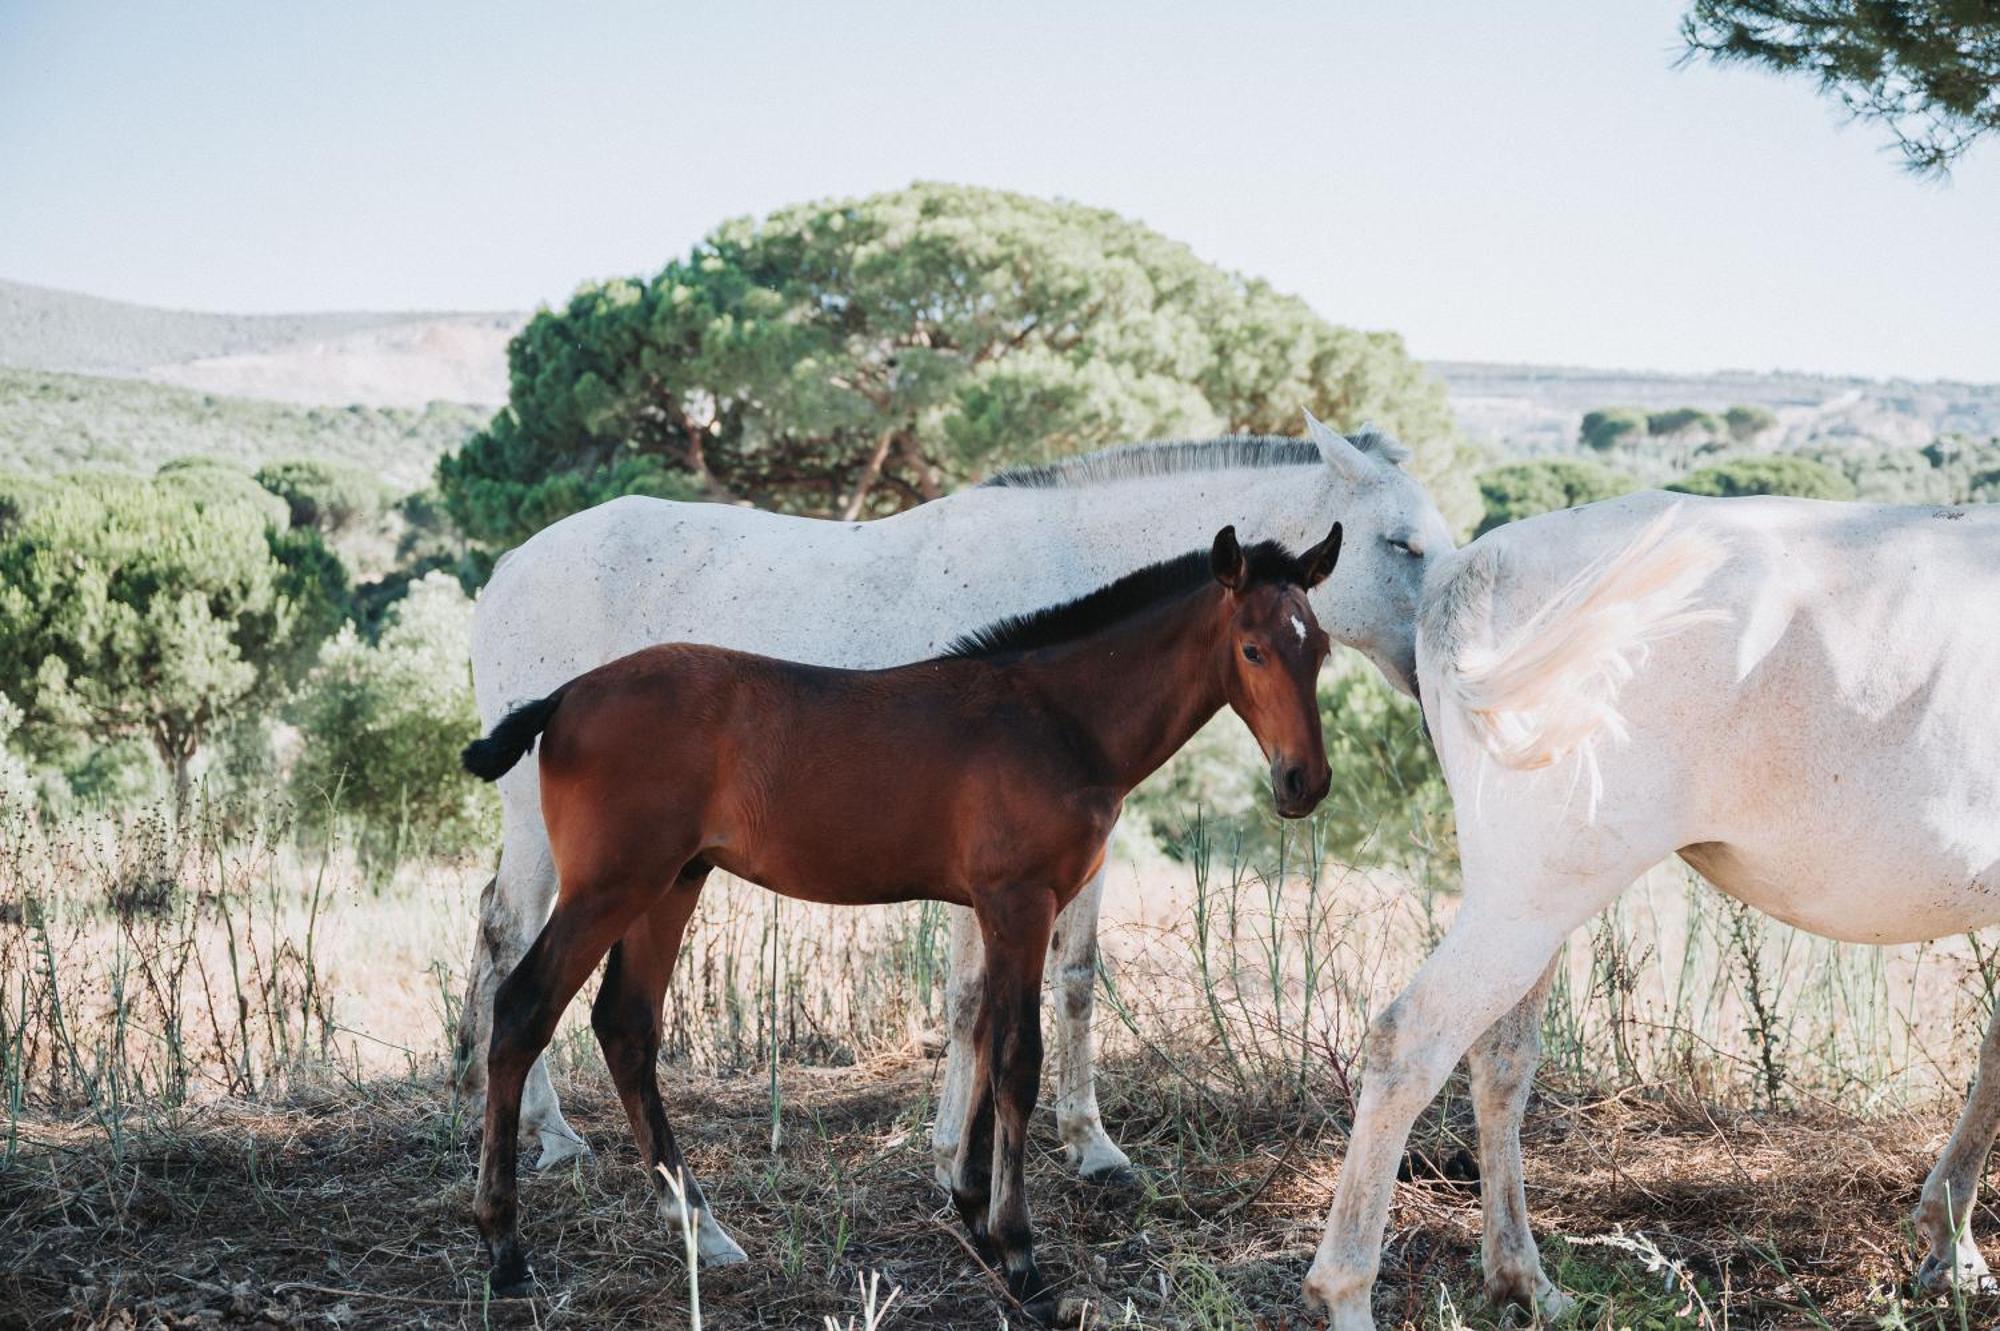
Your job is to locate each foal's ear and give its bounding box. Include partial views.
[1301,522,1343,589]
[1211,525,1246,591]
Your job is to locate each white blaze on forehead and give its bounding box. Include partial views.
[1289,614,1307,644]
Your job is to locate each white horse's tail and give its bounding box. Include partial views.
[1426,504,1727,794]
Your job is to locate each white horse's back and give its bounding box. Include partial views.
[1423,492,2000,943]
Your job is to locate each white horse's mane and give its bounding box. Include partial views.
[980,427,1409,490]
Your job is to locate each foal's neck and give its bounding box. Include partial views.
[1016,588,1229,794]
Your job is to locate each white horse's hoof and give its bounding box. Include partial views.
[1300,1264,1374,1331]
[533,1128,592,1170]
[662,1198,750,1267]
[1917,1247,1998,1295]
[700,1233,749,1267]
[1532,1284,1578,1322]
[1487,1268,1576,1322]
[1063,1122,1134,1184]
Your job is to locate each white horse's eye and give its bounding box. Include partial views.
[1387,535,1421,556]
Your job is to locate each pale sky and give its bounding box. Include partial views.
[2,0,1996,381]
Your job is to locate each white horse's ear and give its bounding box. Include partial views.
[1303,409,1370,482]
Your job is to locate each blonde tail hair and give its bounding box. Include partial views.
[1433,505,1727,807]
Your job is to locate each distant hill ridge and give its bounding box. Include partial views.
[1,280,1991,472]
[0,279,524,408]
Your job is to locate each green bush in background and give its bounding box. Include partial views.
[1132,664,1450,876]
[0,462,349,815]
[254,458,393,537]
[289,571,495,866]
[1666,455,1858,500]
[1474,458,1638,536]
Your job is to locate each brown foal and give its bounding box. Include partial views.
[460,522,1342,1318]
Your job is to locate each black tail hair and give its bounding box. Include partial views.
[461,686,569,782]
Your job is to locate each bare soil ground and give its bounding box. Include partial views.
[4,1054,1989,1331]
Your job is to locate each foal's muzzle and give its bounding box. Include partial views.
[1272,759,1332,819]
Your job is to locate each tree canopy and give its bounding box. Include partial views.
[1665,454,1859,499]
[1474,459,1639,536]
[1646,407,1727,441]
[1724,403,1779,442]
[0,464,348,813]
[255,458,393,537]
[1580,408,1649,452]
[1682,0,2000,173]
[438,183,1469,553]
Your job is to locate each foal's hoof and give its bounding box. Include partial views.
[487,1253,534,1299]
[1007,1264,1059,1325]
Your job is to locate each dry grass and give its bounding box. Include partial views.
[6,799,2000,1329]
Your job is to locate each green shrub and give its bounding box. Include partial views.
[0,465,349,814]
[290,571,494,864]
[255,458,392,536]
[1723,404,1777,442]
[1475,459,1638,537]
[1646,407,1724,439]
[1579,408,1647,452]
[1132,665,1450,873]
[1666,455,1857,500]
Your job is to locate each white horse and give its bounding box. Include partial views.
[455,415,1455,1256]
[1303,490,2000,1326]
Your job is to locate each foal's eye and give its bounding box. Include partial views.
[1242,644,1265,666]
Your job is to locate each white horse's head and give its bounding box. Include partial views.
[1298,411,1456,697]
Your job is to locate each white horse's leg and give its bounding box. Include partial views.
[1049,867,1133,1181]
[1302,885,1619,1330]
[1916,995,2000,1292]
[455,784,590,1168]
[1464,959,1573,1319]
[933,904,984,1188]
[932,870,1131,1187]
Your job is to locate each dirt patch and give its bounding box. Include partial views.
[4,1058,1993,1330]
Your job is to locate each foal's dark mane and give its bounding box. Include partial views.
[939,540,1311,661]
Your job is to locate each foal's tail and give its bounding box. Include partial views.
[461,686,570,782]
[1425,504,1728,784]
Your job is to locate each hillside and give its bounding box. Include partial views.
[0,366,482,492]
[146,315,519,408]
[1435,360,2000,456]
[0,279,521,408]
[0,278,449,374]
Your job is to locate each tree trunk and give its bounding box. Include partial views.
[898,434,943,502]
[154,728,196,826]
[841,430,900,521]
[172,752,192,827]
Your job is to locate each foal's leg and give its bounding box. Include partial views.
[590,869,748,1267]
[1048,867,1134,1181]
[980,887,1061,1318]
[1464,959,1572,1318]
[1915,995,2000,1293]
[474,867,674,1294]
[453,784,590,1167]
